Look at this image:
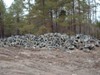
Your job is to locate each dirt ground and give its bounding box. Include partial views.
[0,47,100,75]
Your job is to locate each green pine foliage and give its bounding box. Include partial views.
[0,0,99,38]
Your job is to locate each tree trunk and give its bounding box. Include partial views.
[42,0,45,26]
[78,0,81,34]
[28,0,31,24]
[72,0,76,34]
[55,9,58,32]
[50,9,54,32]
[0,12,4,38]
[16,12,20,35]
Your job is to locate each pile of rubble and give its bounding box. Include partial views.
[0,33,100,50]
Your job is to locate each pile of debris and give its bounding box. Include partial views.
[0,33,100,50]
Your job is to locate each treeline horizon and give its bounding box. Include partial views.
[0,0,100,38]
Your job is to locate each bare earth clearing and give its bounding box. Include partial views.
[0,47,100,75]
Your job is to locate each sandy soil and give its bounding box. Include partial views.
[0,47,100,75]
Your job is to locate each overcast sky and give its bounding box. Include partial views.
[3,0,100,21]
[4,0,13,7]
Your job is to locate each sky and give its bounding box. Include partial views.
[3,0,100,21]
[4,0,14,7]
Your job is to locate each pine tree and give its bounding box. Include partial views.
[9,0,24,35]
[2,0,97,36]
